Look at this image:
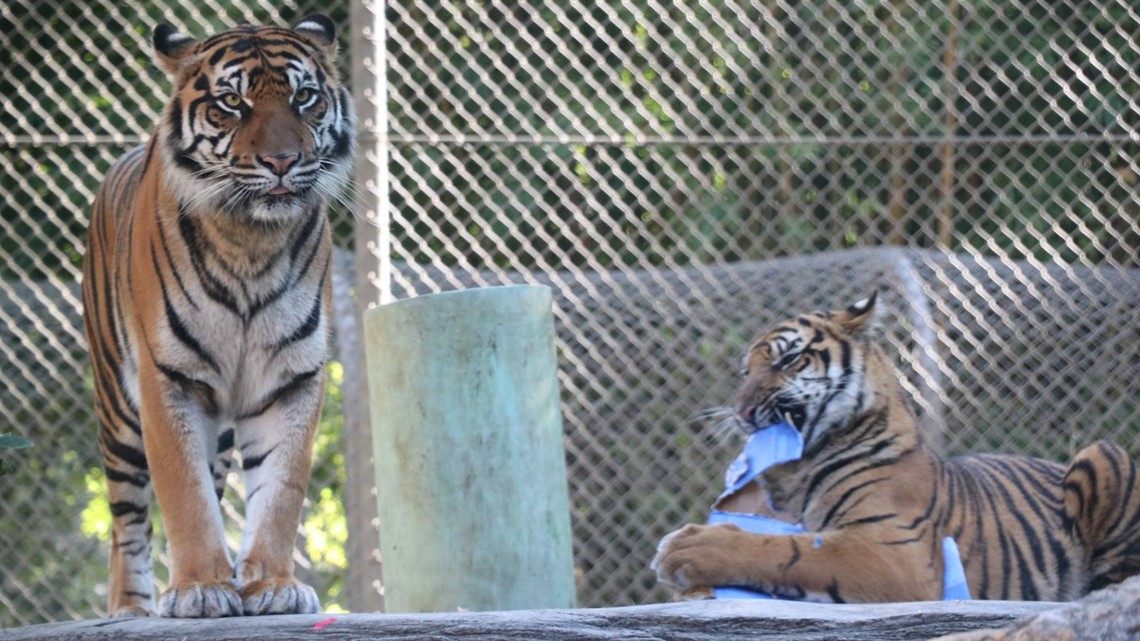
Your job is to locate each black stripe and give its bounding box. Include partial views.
[902,462,942,531]
[1097,445,1133,541]
[119,543,151,558]
[826,579,845,603]
[237,368,321,420]
[273,292,322,353]
[821,476,889,527]
[109,501,147,517]
[177,213,242,316]
[246,211,325,321]
[217,428,234,453]
[780,538,802,572]
[976,461,1037,599]
[836,512,897,528]
[94,370,142,436]
[289,206,322,262]
[881,532,926,546]
[163,285,219,372]
[962,462,989,598]
[166,97,183,152]
[104,465,149,488]
[155,361,210,391]
[102,434,149,471]
[803,437,895,506]
[995,461,1068,592]
[241,446,277,471]
[155,215,199,310]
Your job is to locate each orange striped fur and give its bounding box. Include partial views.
[82,16,354,618]
[654,293,1140,602]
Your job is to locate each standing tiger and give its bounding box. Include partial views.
[652,293,1140,602]
[82,17,354,618]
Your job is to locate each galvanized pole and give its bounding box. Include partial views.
[363,286,577,613]
[342,0,388,613]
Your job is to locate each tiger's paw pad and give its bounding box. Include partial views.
[240,578,320,616]
[109,605,157,618]
[159,581,242,618]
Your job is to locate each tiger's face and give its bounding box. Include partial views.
[153,17,354,222]
[734,293,880,449]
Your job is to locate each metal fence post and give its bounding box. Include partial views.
[341,0,389,613]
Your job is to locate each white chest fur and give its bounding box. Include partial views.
[134,210,330,422]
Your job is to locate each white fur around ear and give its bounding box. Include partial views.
[294,15,337,56]
[838,290,879,336]
[848,293,876,316]
[152,24,198,74]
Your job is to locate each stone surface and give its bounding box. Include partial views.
[932,575,1140,641]
[0,599,1056,641]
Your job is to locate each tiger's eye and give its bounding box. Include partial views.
[294,88,313,105]
[219,93,243,109]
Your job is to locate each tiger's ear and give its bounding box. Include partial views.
[153,24,198,74]
[294,15,338,58]
[834,291,878,337]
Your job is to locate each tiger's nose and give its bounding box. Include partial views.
[257,153,299,176]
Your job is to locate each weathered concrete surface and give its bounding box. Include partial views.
[933,575,1140,641]
[0,599,1056,641]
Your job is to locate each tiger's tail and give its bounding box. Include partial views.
[1062,440,1140,592]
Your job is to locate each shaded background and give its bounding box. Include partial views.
[1,0,1137,626]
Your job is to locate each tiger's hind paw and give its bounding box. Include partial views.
[159,581,243,618]
[240,578,320,616]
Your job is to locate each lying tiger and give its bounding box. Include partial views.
[652,293,1140,602]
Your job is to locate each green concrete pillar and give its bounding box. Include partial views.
[362,285,576,613]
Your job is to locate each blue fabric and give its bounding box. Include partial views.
[708,422,970,601]
[941,536,970,600]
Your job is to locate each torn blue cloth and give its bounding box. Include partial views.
[708,422,970,601]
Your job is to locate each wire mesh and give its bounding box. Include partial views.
[1,0,1138,626]
[0,0,354,627]
[377,0,1139,608]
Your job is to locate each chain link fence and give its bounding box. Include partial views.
[377,0,1138,607]
[0,0,355,626]
[2,0,1139,627]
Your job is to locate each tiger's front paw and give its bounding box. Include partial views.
[651,523,744,592]
[159,581,243,618]
[109,605,157,618]
[239,578,320,615]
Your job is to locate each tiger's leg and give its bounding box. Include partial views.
[652,523,941,602]
[232,371,324,615]
[212,424,236,504]
[1063,440,1140,593]
[98,413,157,617]
[137,368,241,618]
